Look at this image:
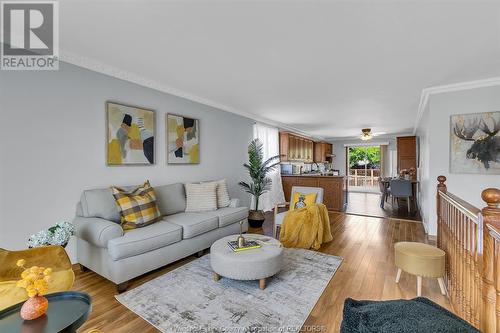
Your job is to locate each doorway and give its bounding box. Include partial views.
[347,145,380,193]
[344,144,421,221]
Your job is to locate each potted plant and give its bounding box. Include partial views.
[27,222,75,248]
[239,139,280,228]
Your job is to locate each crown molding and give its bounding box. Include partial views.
[59,49,323,140]
[413,76,500,133]
[61,50,500,140]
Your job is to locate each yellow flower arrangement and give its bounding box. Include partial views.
[16,259,52,298]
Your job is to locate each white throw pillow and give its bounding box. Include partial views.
[185,182,218,212]
[214,179,231,208]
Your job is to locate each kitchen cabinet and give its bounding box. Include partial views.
[397,136,417,178]
[279,132,314,163]
[281,175,347,211]
[281,176,296,201]
[314,142,333,163]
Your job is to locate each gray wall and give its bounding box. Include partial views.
[416,85,500,235]
[0,62,254,261]
[415,102,431,232]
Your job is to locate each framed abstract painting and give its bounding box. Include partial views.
[106,102,155,165]
[166,114,200,164]
[450,111,500,174]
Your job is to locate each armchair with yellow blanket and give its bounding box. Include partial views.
[0,245,75,310]
[274,186,332,250]
[278,203,333,250]
[274,186,324,237]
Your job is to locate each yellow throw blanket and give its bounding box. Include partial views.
[279,203,333,250]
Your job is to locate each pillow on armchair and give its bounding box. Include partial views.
[290,192,317,210]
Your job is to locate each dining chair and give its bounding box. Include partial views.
[378,177,390,208]
[389,179,413,212]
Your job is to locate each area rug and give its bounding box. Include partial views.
[340,297,480,333]
[116,248,342,333]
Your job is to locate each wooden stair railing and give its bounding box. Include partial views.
[436,176,500,332]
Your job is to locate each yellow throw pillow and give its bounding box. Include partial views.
[112,180,162,230]
[290,192,317,211]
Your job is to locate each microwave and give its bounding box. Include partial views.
[281,164,292,175]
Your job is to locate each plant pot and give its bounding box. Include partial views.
[20,295,49,320]
[248,210,265,228]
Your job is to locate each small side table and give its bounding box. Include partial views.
[0,291,91,333]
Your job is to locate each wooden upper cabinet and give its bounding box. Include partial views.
[397,136,417,178]
[314,142,333,163]
[279,132,290,161]
[298,138,304,160]
[314,143,324,162]
[279,132,314,162]
[325,143,333,156]
[303,139,311,162]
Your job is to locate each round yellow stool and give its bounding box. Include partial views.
[394,242,446,297]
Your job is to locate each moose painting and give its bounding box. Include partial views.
[450,111,500,174]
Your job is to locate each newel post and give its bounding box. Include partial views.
[481,188,500,333]
[436,176,447,248]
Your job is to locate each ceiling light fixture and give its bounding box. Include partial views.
[360,128,373,141]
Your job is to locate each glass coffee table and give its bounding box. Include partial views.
[0,291,91,333]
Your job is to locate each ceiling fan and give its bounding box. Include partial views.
[360,128,386,141]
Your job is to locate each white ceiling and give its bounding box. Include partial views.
[59,0,500,140]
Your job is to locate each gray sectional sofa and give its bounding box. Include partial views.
[73,182,248,292]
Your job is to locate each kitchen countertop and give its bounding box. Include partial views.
[282,174,346,178]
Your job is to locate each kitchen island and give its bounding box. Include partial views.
[281,174,347,211]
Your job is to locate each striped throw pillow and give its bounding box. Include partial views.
[214,179,230,208]
[185,182,218,212]
[112,181,162,230]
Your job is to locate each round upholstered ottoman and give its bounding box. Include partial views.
[394,241,446,297]
[210,234,283,290]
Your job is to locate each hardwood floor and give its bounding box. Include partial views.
[74,213,449,333]
[345,192,422,221]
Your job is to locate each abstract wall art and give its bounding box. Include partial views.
[450,111,500,174]
[107,102,155,165]
[166,114,199,164]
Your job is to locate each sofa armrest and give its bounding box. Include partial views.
[229,198,240,208]
[73,216,123,248]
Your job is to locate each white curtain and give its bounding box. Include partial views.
[253,123,285,211]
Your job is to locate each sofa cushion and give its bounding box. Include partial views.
[154,183,186,215]
[80,188,121,223]
[211,207,249,227]
[112,181,162,230]
[215,179,231,208]
[164,212,219,239]
[204,179,231,208]
[107,220,182,260]
[185,182,218,212]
